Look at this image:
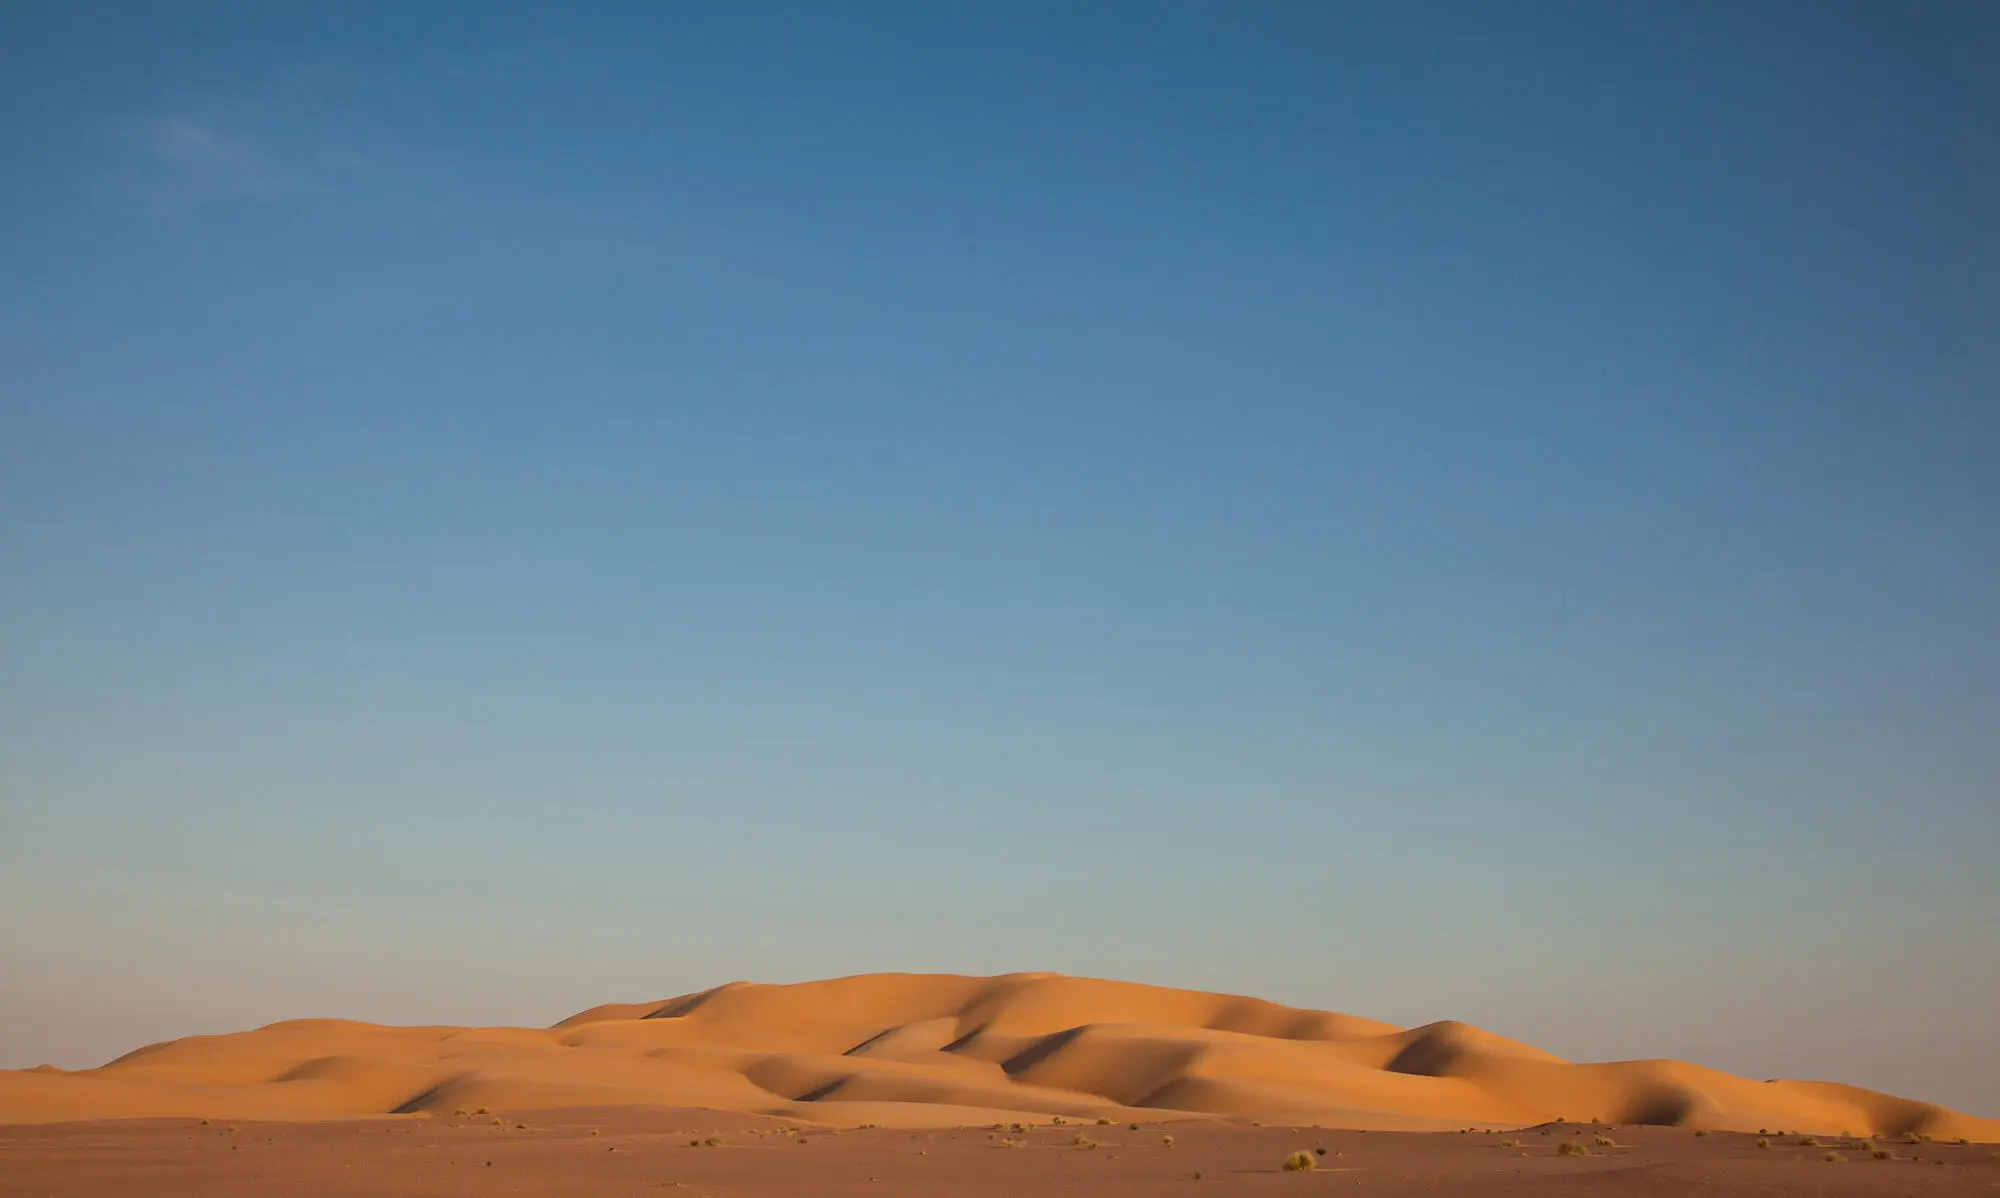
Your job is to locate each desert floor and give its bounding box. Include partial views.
[4,1108,1996,1198]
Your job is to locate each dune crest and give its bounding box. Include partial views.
[3,971,1993,1139]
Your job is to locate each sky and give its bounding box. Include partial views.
[2,1,1997,1116]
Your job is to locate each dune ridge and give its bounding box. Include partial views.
[3,971,1994,1139]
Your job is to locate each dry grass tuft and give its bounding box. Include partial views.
[1282,1151,1316,1172]
[1073,1135,1099,1149]
[1823,1151,1845,1163]
[1594,1135,1618,1147]
[1755,1138,1770,1149]
[1557,1140,1590,1157]
[1871,1147,1894,1160]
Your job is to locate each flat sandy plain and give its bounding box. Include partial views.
[5,1110,1998,1198]
[4,973,1995,1196]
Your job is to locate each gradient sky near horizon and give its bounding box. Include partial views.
[3,2,1997,1115]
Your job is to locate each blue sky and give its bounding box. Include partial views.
[3,2,1997,1114]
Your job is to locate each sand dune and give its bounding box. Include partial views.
[3,972,1994,1140]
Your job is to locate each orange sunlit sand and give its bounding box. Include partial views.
[4,972,1993,1141]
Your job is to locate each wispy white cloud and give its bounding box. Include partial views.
[116,114,301,209]
[102,45,584,217]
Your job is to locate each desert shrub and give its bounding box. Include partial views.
[1594,1135,1618,1147]
[1872,1147,1894,1159]
[1823,1151,1845,1162]
[1282,1151,1316,1171]
[1693,1129,1708,1137]
[1073,1135,1098,1149]
[1314,1147,1327,1156]
[1163,1134,1175,1147]
[1799,1136,1821,1146]
[1557,1141,1589,1157]
[1755,1138,1770,1149]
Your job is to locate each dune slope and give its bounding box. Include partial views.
[3,972,1994,1139]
